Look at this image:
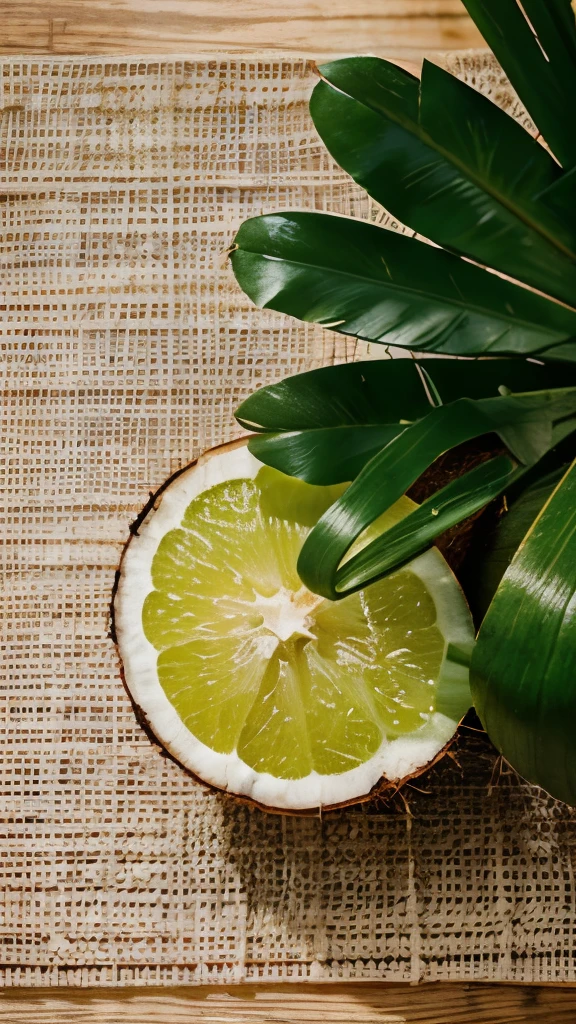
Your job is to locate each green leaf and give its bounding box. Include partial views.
[237,357,576,432]
[231,213,576,362]
[295,390,576,599]
[239,358,576,485]
[471,459,576,805]
[237,358,432,432]
[461,0,576,170]
[310,57,576,306]
[249,424,404,485]
[469,465,566,621]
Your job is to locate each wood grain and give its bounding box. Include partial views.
[0,0,484,57]
[2,983,576,1023]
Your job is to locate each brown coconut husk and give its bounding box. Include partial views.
[111,435,498,816]
[407,432,509,578]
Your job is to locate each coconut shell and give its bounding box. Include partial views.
[111,436,478,816]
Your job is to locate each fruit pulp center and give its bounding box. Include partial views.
[251,585,324,642]
[143,475,456,779]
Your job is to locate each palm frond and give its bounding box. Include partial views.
[461,0,576,168]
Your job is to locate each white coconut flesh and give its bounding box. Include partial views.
[114,440,473,811]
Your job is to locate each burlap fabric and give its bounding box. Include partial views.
[2,52,576,987]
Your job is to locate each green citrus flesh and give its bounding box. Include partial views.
[141,467,454,781]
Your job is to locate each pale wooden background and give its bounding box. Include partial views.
[2,981,576,1023]
[3,2,569,1022]
[0,0,483,58]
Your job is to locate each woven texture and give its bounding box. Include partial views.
[2,53,576,988]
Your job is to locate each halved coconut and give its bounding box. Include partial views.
[114,439,473,812]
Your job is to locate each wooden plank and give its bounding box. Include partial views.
[2,983,576,1024]
[0,0,484,57]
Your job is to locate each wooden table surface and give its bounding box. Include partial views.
[3,982,576,1024]
[0,0,483,58]
[3,3,570,1021]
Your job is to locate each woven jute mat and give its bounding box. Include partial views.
[2,52,576,987]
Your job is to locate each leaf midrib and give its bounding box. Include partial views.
[250,421,411,432]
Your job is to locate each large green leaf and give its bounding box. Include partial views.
[249,425,404,485]
[471,459,576,805]
[461,0,576,170]
[231,213,576,362]
[237,358,433,432]
[238,358,576,485]
[295,389,576,599]
[309,57,576,306]
[237,357,576,432]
